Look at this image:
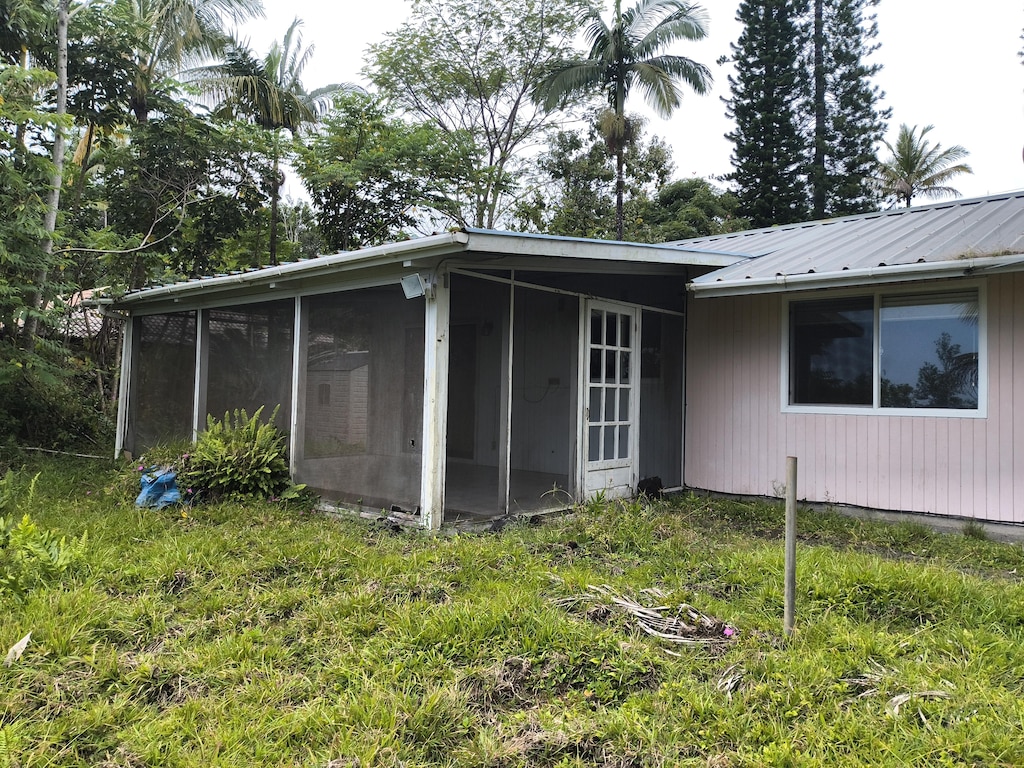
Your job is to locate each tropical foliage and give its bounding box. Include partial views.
[198,18,353,264]
[175,406,298,501]
[515,113,672,241]
[366,0,589,230]
[535,0,712,239]
[294,92,467,252]
[876,123,973,208]
[516,113,746,242]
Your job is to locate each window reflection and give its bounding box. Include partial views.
[880,293,978,409]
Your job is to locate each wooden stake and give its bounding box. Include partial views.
[784,456,798,637]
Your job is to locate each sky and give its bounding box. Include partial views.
[241,1,1024,204]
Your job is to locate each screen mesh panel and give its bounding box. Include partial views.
[205,300,294,430]
[128,312,197,452]
[295,287,424,513]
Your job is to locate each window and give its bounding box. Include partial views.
[788,289,980,412]
[790,297,873,405]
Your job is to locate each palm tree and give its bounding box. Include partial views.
[199,18,354,264]
[123,0,264,123]
[877,124,973,208]
[534,0,712,239]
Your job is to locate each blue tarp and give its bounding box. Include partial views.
[136,467,181,508]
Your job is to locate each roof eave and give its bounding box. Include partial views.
[461,229,744,267]
[687,254,1024,298]
[115,232,469,307]
[116,229,747,309]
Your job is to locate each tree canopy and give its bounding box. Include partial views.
[294,92,467,252]
[726,0,890,224]
[724,0,808,227]
[876,123,972,208]
[365,0,589,229]
[534,0,712,239]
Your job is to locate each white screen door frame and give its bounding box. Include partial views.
[578,300,640,499]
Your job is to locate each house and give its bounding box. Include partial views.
[682,192,1024,524]
[114,192,1024,528]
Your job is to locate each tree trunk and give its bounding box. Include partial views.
[24,0,69,343]
[72,122,96,210]
[269,145,281,266]
[811,0,826,219]
[615,146,625,240]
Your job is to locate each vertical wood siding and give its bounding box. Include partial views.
[684,274,1024,522]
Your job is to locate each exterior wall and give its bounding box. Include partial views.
[304,366,369,456]
[685,273,1024,523]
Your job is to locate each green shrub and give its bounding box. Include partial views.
[178,406,301,502]
[0,363,112,451]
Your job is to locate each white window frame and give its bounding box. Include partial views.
[781,281,986,418]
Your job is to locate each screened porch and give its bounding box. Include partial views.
[115,232,722,528]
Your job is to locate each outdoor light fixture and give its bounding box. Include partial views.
[401,272,434,300]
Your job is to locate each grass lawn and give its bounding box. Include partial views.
[3,456,1024,767]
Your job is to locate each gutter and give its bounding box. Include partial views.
[687,253,1024,298]
[115,231,469,307]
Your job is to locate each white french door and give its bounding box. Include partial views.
[581,301,639,499]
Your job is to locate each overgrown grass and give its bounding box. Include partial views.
[3,457,1024,766]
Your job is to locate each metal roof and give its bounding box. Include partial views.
[684,192,1024,297]
[117,228,744,308]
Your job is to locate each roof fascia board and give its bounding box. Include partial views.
[117,229,747,310]
[116,232,469,307]
[452,258,696,276]
[461,230,743,267]
[688,254,1024,298]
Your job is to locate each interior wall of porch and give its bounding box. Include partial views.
[442,276,579,520]
[639,311,684,487]
[509,286,577,509]
[293,286,425,513]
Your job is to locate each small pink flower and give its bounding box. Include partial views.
[137,465,144,471]
[186,488,193,494]
[723,626,735,637]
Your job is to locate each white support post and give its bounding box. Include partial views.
[114,314,133,459]
[574,299,587,501]
[290,297,307,476]
[497,275,515,513]
[192,308,208,440]
[420,272,451,529]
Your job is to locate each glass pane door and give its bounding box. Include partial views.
[583,303,638,503]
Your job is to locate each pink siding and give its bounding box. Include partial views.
[684,274,1024,522]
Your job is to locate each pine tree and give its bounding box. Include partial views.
[726,0,889,225]
[804,0,889,218]
[724,0,809,227]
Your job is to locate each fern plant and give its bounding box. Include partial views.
[178,406,298,502]
[1,471,88,599]
[1,514,88,598]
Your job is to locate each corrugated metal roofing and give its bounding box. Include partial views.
[116,228,744,308]
[684,192,1024,296]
